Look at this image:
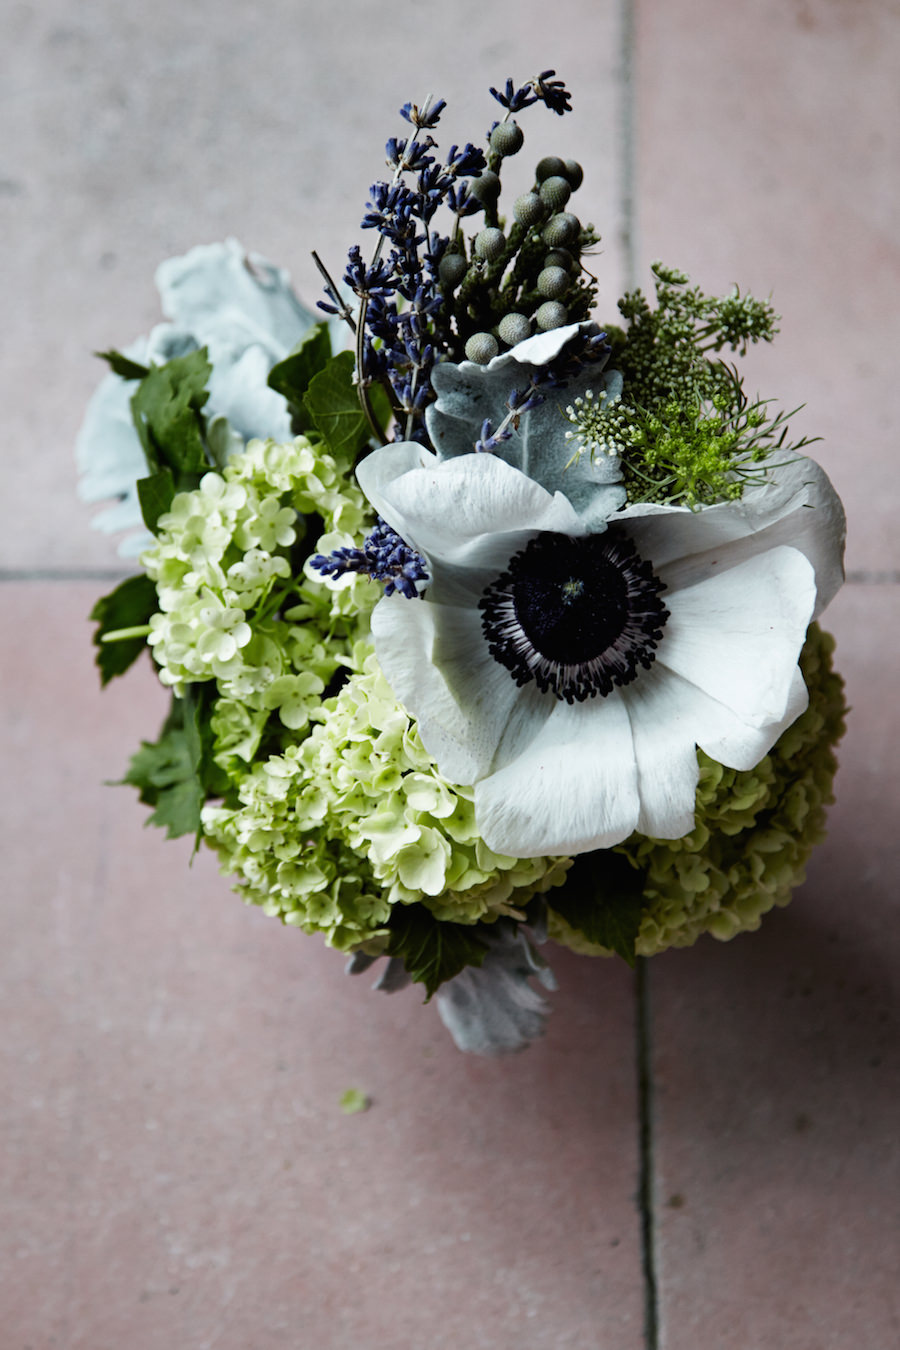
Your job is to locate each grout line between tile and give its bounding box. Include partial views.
[844,570,900,585]
[635,957,660,1350]
[0,569,131,582]
[620,0,638,291]
[621,6,659,1344]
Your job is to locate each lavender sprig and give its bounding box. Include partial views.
[310,518,429,599]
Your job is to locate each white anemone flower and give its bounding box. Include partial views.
[356,444,845,859]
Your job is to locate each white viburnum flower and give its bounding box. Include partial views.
[356,444,845,858]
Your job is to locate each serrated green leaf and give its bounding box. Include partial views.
[137,468,176,534]
[120,687,230,844]
[121,688,205,840]
[90,573,157,685]
[267,323,332,430]
[547,851,647,967]
[303,350,371,462]
[130,348,212,475]
[95,349,151,380]
[385,904,489,1000]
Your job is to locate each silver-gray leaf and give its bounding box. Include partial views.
[434,920,558,1056]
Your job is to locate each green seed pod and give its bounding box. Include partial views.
[537,266,569,300]
[544,248,575,272]
[438,253,468,289]
[564,159,584,190]
[513,191,544,227]
[535,301,568,331]
[465,332,499,364]
[474,227,506,262]
[498,313,532,346]
[542,212,581,249]
[468,170,501,203]
[535,155,567,183]
[490,121,524,157]
[539,175,572,212]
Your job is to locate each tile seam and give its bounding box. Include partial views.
[0,571,894,584]
[620,0,638,291]
[621,7,659,1343]
[636,957,660,1350]
[0,569,132,582]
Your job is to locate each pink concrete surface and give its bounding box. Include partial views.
[3,586,644,1349]
[4,2,900,1347]
[634,0,900,577]
[648,586,900,1349]
[3,0,626,573]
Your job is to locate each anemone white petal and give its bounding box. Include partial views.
[474,696,640,857]
[618,666,702,839]
[371,596,515,785]
[621,659,809,838]
[489,680,554,774]
[694,664,809,770]
[656,546,816,725]
[354,442,435,530]
[365,450,584,570]
[621,456,845,618]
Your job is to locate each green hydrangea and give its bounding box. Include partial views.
[201,651,570,952]
[141,435,376,735]
[547,623,846,958]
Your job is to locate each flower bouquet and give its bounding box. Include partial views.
[79,73,846,1054]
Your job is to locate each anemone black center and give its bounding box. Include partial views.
[479,530,670,703]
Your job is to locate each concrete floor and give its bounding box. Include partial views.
[3,2,898,1346]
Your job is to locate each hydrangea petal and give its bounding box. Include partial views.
[474,696,640,857]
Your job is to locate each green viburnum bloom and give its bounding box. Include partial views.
[201,650,571,952]
[141,435,374,733]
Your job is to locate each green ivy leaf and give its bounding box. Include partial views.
[136,468,176,534]
[95,349,151,380]
[89,573,157,685]
[267,323,332,430]
[385,904,489,1000]
[121,694,204,839]
[547,850,648,967]
[120,687,228,844]
[303,350,371,462]
[130,348,212,476]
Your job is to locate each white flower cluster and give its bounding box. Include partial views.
[563,388,635,461]
[142,437,374,731]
